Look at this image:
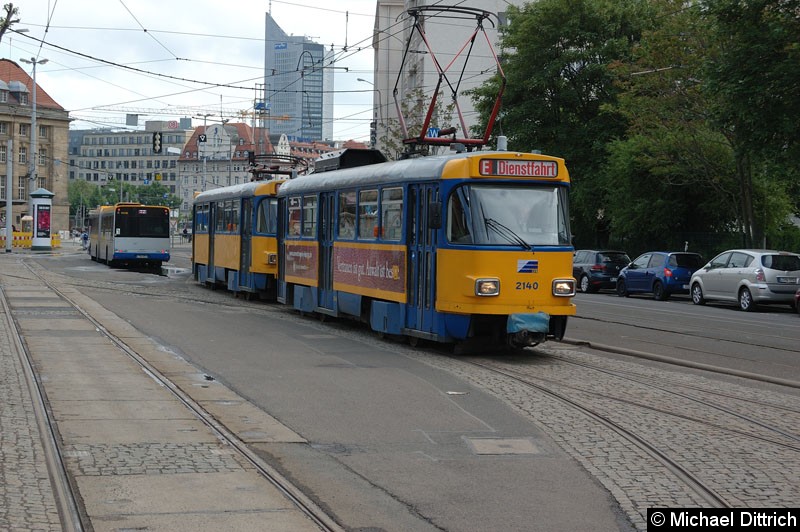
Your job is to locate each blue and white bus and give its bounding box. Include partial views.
[87,203,170,268]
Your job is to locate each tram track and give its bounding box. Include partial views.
[458,356,734,508]
[542,350,800,436]
[0,284,83,532]
[469,354,800,449]
[22,256,800,528]
[453,352,800,512]
[16,260,342,532]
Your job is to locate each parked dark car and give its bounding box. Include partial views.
[617,251,704,300]
[573,250,631,293]
[795,288,800,314]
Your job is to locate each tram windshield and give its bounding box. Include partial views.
[446,185,570,247]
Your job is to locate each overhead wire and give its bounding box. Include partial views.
[117,0,184,60]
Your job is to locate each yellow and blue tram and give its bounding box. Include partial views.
[277,149,576,347]
[192,180,282,299]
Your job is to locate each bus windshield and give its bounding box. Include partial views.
[115,208,170,238]
[446,185,570,247]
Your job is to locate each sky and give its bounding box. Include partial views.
[8,0,378,142]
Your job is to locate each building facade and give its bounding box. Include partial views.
[264,13,332,142]
[178,122,266,218]
[0,59,70,232]
[69,120,194,194]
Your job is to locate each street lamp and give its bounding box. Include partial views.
[357,78,384,148]
[20,56,48,227]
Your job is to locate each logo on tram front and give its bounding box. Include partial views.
[517,260,539,273]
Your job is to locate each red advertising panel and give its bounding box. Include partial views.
[284,241,318,286]
[36,204,51,238]
[334,244,406,302]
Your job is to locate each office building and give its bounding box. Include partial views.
[69,120,194,197]
[264,13,332,142]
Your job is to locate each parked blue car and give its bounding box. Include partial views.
[617,251,704,300]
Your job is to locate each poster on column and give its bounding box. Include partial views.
[36,204,51,238]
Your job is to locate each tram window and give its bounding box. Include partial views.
[229,201,239,232]
[256,199,278,234]
[214,201,228,233]
[338,191,356,239]
[196,204,208,232]
[447,190,472,243]
[287,197,301,236]
[302,195,317,237]
[359,189,378,239]
[381,187,403,240]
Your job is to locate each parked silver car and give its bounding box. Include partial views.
[690,249,800,311]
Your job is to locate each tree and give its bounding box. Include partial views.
[0,3,19,45]
[380,87,455,160]
[601,0,743,255]
[470,0,655,246]
[701,0,800,246]
[133,182,180,208]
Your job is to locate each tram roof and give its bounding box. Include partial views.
[277,151,476,195]
[193,180,282,204]
[277,150,566,195]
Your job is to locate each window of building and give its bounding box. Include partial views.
[17,176,26,200]
[38,148,46,166]
[19,124,29,136]
[38,125,47,138]
[0,122,7,134]
[0,145,6,163]
[18,147,27,164]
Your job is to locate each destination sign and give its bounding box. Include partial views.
[479,159,558,178]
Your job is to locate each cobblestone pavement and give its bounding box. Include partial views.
[0,249,326,532]
[0,283,62,531]
[401,344,800,531]
[5,244,799,532]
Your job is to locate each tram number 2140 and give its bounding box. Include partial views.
[516,281,539,291]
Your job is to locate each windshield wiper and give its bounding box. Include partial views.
[484,217,533,252]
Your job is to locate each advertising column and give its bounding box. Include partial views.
[31,188,54,251]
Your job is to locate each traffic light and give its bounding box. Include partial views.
[152,132,163,154]
[369,121,377,148]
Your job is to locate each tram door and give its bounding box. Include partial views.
[239,198,252,287]
[318,192,335,309]
[207,202,216,281]
[406,184,439,334]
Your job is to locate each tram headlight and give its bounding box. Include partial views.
[475,278,500,296]
[552,278,576,297]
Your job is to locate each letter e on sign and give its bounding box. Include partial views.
[480,159,493,175]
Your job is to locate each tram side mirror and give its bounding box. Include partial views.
[428,202,442,229]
